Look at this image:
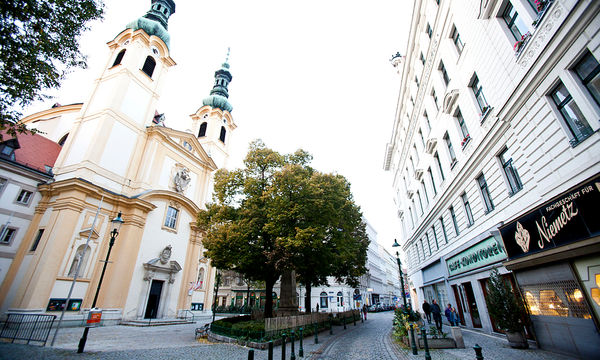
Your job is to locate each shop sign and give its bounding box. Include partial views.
[500,174,600,260]
[446,237,506,276]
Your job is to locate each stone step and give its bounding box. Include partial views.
[120,318,195,327]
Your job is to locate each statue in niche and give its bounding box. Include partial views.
[160,245,172,265]
[173,166,191,193]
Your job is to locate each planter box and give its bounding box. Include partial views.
[402,335,457,349]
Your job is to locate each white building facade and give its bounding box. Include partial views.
[384,0,600,358]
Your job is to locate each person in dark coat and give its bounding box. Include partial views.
[422,300,431,324]
[431,300,442,332]
[445,303,455,326]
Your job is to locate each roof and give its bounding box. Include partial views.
[0,130,61,175]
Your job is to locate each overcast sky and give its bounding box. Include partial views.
[24,0,413,255]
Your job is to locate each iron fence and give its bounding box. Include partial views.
[0,313,56,346]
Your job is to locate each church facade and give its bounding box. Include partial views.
[0,0,235,322]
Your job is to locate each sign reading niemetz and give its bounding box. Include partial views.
[446,237,507,277]
[500,174,600,260]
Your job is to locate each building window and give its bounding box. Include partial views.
[456,109,469,141]
[413,145,419,162]
[198,122,207,137]
[426,23,433,38]
[526,0,547,13]
[450,205,459,235]
[415,76,420,88]
[428,167,437,195]
[58,133,69,146]
[337,291,343,306]
[164,206,179,229]
[16,189,33,205]
[434,152,445,180]
[0,143,16,160]
[498,148,522,195]
[461,193,474,226]
[68,244,91,277]
[477,174,494,213]
[141,56,156,78]
[574,50,600,106]
[320,292,328,308]
[444,133,457,165]
[451,25,464,54]
[30,229,44,252]
[424,112,431,133]
[431,226,439,250]
[0,227,16,245]
[0,177,6,192]
[439,61,450,86]
[420,239,426,258]
[549,81,594,146]
[112,49,126,67]
[425,233,432,255]
[219,126,227,143]
[420,52,426,65]
[419,129,425,147]
[409,206,415,227]
[417,191,424,215]
[502,2,530,41]
[471,74,489,114]
[415,244,420,261]
[421,180,429,205]
[432,88,439,110]
[440,216,448,243]
[196,268,205,289]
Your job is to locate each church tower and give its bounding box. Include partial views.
[190,51,237,169]
[52,0,177,194]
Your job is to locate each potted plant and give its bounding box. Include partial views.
[485,268,530,349]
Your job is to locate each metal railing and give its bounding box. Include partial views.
[179,309,195,322]
[0,313,56,346]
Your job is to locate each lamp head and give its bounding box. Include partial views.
[111,211,124,233]
[392,239,400,248]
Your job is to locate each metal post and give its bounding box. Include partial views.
[409,324,418,355]
[281,333,287,360]
[473,344,484,360]
[299,327,304,357]
[268,340,273,360]
[314,323,319,344]
[212,272,221,323]
[290,330,296,360]
[353,312,356,326]
[343,315,346,329]
[329,317,333,335]
[248,349,255,360]
[421,327,431,360]
[395,252,408,308]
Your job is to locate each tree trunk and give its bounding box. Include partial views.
[264,278,275,318]
[305,283,312,313]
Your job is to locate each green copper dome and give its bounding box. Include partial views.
[202,58,233,113]
[125,0,175,48]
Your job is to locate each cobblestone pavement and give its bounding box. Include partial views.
[0,312,581,360]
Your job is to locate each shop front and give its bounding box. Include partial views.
[500,173,600,359]
[420,260,448,313]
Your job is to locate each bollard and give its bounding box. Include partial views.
[329,317,333,335]
[353,312,356,326]
[268,341,273,360]
[281,333,287,360]
[343,315,347,330]
[421,327,431,360]
[248,349,255,360]
[409,324,418,355]
[361,312,364,323]
[314,323,319,344]
[290,330,296,360]
[473,344,484,360]
[299,327,304,357]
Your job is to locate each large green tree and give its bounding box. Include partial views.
[0,0,104,139]
[198,140,369,318]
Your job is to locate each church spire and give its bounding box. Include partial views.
[126,0,176,48]
[202,49,234,113]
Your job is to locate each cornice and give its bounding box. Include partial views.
[137,189,201,216]
[20,103,83,125]
[146,126,218,171]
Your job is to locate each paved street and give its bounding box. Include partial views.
[0,311,581,359]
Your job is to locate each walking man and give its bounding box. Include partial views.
[422,300,431,324]
[431,300,442,332]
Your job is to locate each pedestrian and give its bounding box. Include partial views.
[362,304,368,321]
[445,303,454,326]
[422,300,431,324]
[451,307,460,326]
[431,300,442,332]
[316,304,319,313]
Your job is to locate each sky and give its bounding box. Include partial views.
[24,0,413,255]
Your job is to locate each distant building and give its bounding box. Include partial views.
[384,0,599,357]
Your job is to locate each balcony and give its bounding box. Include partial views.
[425,137,437,154]
[414,168,424,181]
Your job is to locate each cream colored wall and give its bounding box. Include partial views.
[21,105,82,143]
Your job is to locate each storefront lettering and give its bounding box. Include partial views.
[535,202,578,249]
[447,241,504,274]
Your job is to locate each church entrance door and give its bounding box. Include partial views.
[145,280,164,319]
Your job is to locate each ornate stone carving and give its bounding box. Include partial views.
[518,1,565,68]
[172,165,191,193]
[143,270,155,281]
[160,245,172,265]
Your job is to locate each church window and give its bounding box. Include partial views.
[112,49,126,67]
[58,133,69,146]
[164,206,179,229]
[219,126,226,143]
[68,244,91,277]
[198,122,207,137]
[141,56,156,78]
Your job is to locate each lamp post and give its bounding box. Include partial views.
[392,239,407,309]
[212,271,221,323]
[77,211,124,353]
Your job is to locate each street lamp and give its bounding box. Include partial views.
[77,211,124,353]
[392,239,408,309]
[212,271,221,323]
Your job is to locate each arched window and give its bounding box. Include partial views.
[320,291,328,308]
[68,244,91,278]
[337,291,344,306]
[196,267,204,289]
[219,126,226,143]
[112,49,126,67]
[58,133,69,146]
[198,122,207,137]
[141,56,156,78]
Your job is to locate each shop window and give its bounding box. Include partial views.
[0,227,16,245]
[461,192,474,226]
[164,206,179,229]
[499,147,522,195]
[521,281,591,318]
[47,298,82,311]
[30,229,44,251]
[477,173,494,213]
[573,50,600,106]
[68,244,91,277]
[191,303,204,311]
[141,56,156,78]
[320,292,328,308]
[112,49,126,67]
[549,81,593,146]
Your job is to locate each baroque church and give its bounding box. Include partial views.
[0,0,235,321]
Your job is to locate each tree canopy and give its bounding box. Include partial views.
[197,140,369,317]
[0,0,104,139]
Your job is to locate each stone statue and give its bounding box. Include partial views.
[160,245,172,265]
[173,166,191,193]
